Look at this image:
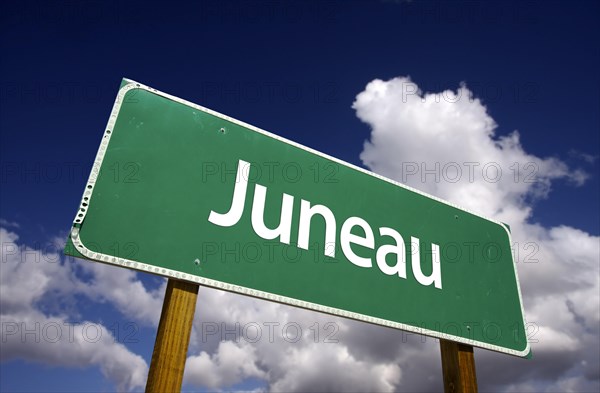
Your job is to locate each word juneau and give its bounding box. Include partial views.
[208,160,442,289]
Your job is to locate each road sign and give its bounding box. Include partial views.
[65,78,530,357]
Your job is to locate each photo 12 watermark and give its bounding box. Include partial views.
[1,321,139,344]
[199,321,339,344]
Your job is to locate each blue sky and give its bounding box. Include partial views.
[1,1,599,392]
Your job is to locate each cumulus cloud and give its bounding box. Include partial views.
[354,77,587,223]
[78,261,166,326]
[0,227,155,391]
[183,286,413,392]
[184,340,266,389]
[1,310,148,391]
[352,76,599,392]
[269,343,401,393]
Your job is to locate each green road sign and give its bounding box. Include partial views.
[65,78,530,357]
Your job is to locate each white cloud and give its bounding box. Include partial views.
[354,77,587,222]
[78,261,166,326]
[1,310,148,392]
[269,343,400,393]
[0,227,153,391]
[183,285,414,392]
[184,341,266,389]
[0,229,72,314]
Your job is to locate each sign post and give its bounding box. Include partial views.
[65,78,530,391]
[145,279,199,393]
[440,340,478,393]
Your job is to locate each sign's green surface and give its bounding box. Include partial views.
[66,79,530,357]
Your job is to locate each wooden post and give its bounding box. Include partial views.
[439,339,478,393]
[145,279,199,393]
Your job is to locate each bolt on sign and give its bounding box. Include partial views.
[65,78,530,357]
